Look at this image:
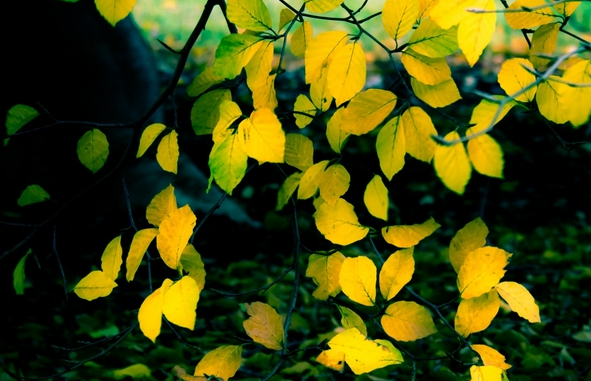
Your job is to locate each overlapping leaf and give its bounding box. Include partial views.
[146,184,177,227]
[382,0,418,41]
[194,345,242,380]
[382,217,440,248]
[379,248,414,300]
[238,108,285,164]
[126,228,158,282]
[339,256,377,306]
[191,90,232,135]
[290,21,312,57]
[243,302,284,350]
[162,276,200,330]
[339,89,397,135]
[454,289,500,337]
[471,344,512,370]
[433,131,471,194]
[181,244,206,291]
[327,43,366,106]
[213,34,262,79]
[187,67,225,97]
[306,252,346,300]
[284,134,314,171]
[298,160,329,199]
[157,205,197,270]
[457,247,511,299]
[401,49,452,85]
[449,217,488,273]
[408,20,458,58]
[498,58,537,102]
[305,31,348,84]
[336,305,367,336]
[505,0,556,29]
[138,278,173,342]
[318,163,350,206]
[411,77,462,108]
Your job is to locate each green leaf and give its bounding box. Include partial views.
[191,89,232,135]
[110,364,152,380]
[17,185,50,206]
[209,131,248,195]
[408,20,458,58]
[6,104,39,135]
[77,129,109,174]
[13,249,32,295]
[227,0,273,32]
[213,34,262,79]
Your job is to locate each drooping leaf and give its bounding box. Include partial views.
[561,59,591,127]
[162,276,200,330]
[180,243,206,291]
[306,252,346,300]
[327,42,366,106]
[6,104,39,135]
[238,108,285,164]
[278,8,296,31]
[74,271,118,301]
[411,77,462,108]
[298,160,329,199]
[126,228,158,282]
[505,0,556,29]
[376,116,406,180]
[536,77,570,124]
[318,163,350,206]
[293,94,317,128]
[305,0,346,13]
[429,0,477,29]
[284,134,314,171]
[340,89,397,135]
[276,172,302,211]
[497,58,537,102]
[137,123,167,158]
[382,217,440,248]
[146,184,177,227]
[401,49,452,85]
[457,247,512,299]
[433,131,471,194]
[305,31,349,84]
[379,248,414,301]
[290,21,312,57]
[336,305,367,336]
[383,0,419,41]
[101,235,123,281]
[17,184,50,206]
[187,67,225,97]
[495,281,541,323]
[449,217,488,274]
[458,0,496,67]
[77,129,109,174]
[227,0,272,32]
[310,67,333,112]
[138,278,173,343]
[316,349,346,372]
[95,0,137,26]
[466,130,504,178]
[191,89,232,135]
[529,23,559,69]
[326,108,350,154]
[157,205,197,271]
[454,289,500,337]
[339,256,377,306]
[469,365,503,381]
[209,130,248,195]
[381,301,438,341]
[471,344,512,370]
[213,34,262,79]
[408,20,458,58]
[13,249,32,295]
[363,175,389,221]
[314,198,369,245]
[402,106,438,163]
[243,301,284,350]
[194,345,243,380]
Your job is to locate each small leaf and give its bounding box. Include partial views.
[157,205,197,271]
[163,276,200,330]
[455,289,500,337]
[383,0,419,41]
[243,302,284,350]
[408,20,458,58]
[137,123,167,158]
[402,106,438,163]
[95,0,137,26]
[495,281,540,323]
[313,198,369,245]
[77,129,109,174]
[156,130,179,174]
[187,67,225,98]
[276,172,302,211]
[376,116,406,180]
[284,134,314,171]
[326,108,350,154]
[318,163,350,206]
[190,89,232,135]
[126,228,158,282]
[17,185,50,206]
[213,34,262,79]
[74,271,117,301]
[238,108,285,164]
[138,278,173,343]
[290,21,312,57]
[316,349,345,372]
[471,344,512,370]
[305,31,348,84]
[467,130,504,178]
[111,364,152,380]
[498,58,537,102]
[293,94,317,128]
[411,77,462,108]
[336,305,367,336]
[433,131,471,194]
[227,0,272,32]
[6,104,39,135]
[382,301,438,341]
[13,249,32,295]
[339,256,377,306]
[364,175,389,221]
[181,243,206,291]
[449,217,488,273]
[327,42,366,106]
[382,217,440,248]
[469,365,503,381]
[146,184,177,227]
[278,8,296,31]
[310,66,333,111]
[194,345,242,380]
[458,247,512,299]
[379,248,414,301]
[340,89,398,135]
[101,235,123,281]
[298,160,329,199]
[306,252,346,300]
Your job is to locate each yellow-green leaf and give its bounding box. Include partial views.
[293,94,317,128]
[310,67,333,111]
[245,41,274,91]
[213,34,262,79]
[364,175,389,221]
[243,301,284,350]
[505,0,556,29]
[471,344,512,370]
[238,108,285,164]
[305,31,348,84]
[316,349,346,372]
[276,172,302,211]
[449,217,488,274]
[163,276,200,330]
[95,0,136,26]
[306,0,346,13]
[187,67,225,98]
[227,0,272,31]
[340,89,397,135]
[180,243,206,291]
[401,49,452,85]
[402,106,438,163]
[290,21,312,57]
[77,129,109,174]
[469,365,503,381]
[498,58,537,102]
[536,77,570,124]
[326,108,350,154]
[156,130,179,174]
[284,133,314,171]
[529,23,559,69]
[327,328,403,374]
[306,252,346,300]
[458,0,496,67]
[379,248,414,301]
[279,8,296,31]
[454,289,500,337]
[194,345,242,380]
[74,270,117,301]
[467,130,504,178]
[146,184,177,227]
[6,104,38,135]
[429,0,477,29]
[298,160,329,199]
[411,77,462,108]
[339,256,377,306]
[336,305,367,336]
[314,198,369,245]
[318,163,350,206]
[126,228,158,282]
[13,249,31,295]
[137,123,167,158]
[469,98,517,134]
[138,278,173,343]
[383,0,419,41]
[157,205,197,271]
[458,247,512,299]
[382,217,440,248]
[408,20,458,58]
[252,73,278,111]
[213,101,243,143]
[327,43,366,106]
[382,301,437,341]
[110,364,152,380]
[101,235,123,281]
[495,281,540,323]
[209,130,248,195]
[376,116,406,180]
[17,185,50,206]
[191,89,232,135]
[433,131,471,194]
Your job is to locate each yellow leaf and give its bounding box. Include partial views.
[190,89,232,135]
[553,1,581,16]
[339,256,377,306]
[293,94,317,128]
[430,0,478,29]
[327,328,404,374]
[418,0,440,19]
[536,77,570,124]
[243,302,284,350]
[17,184,50,206]
[138,278,173,343]
[227,0,272,31]
[212,101,243,143]
[194,345,242,380]
[449,217,488,274]
[402,106,438,163]
[290,21,312,57]
[469,98,517,134]
[469,365,503,381]
[137,123,167,158]
[458,0,496,67]
[466,131,504,178]
[163,276,200,330]
[382,301,437,341]
[364,175,389,221]
[433,131,471,194]
[458,247,512,299]
[340,89,398,135]
[146,184,177,227]
[529,23,559,69]
[561,59,591,127]
[279,8,296,31]
[314,198,369,245]
[213,34,262,79]
[376,116,406,180]
[318,163,350,206]
[284,134,314,171]
[245,41,274,91]
[181,243,206,291]
[408,19,458,58]
[401,49,452,85]
[157,205,197,271]
[173,366,207,381]
[411,77,462,108]
[101,235,123,281]
[454,289,500,337]
[74,270,117,301]
[336,305,367,336]
[306,0,346,13]
[306,252,346,300]
[77,129,109,174]
[156,130,179,174]
[471,344,512,370]
[187,67,225,98]
[326,108,351,154]
[505,0,556,29]
[305,31,349,84]
[238,108,285,164]
[13,249,31,295]
[298,160,329,199]
[327,43,366,106]
[382,217,440,248]
[276,172,302,211]
[126,228,158,282]
[495,281,540,323]
[209,129,248,195]
[383,0,419,41]
[497,58,537,102]
[252,73,278,111]
[95,0,136,26]
[316,349,346,372]
[310,67,333,111]
[379,248,414,301]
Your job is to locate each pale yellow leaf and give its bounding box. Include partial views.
[77,129,109,174]
[318,163,350,206]
[314,198,369,245]
[382,301,438,341]
[379,248,414,300]
[306,0,346,13]
[238,108,285,164]
[471,344,512,370]
[245,41,274,91]
[454,289,500,337]
[181,243,206,291]
[305,252,346,300]
[383,0,419,41]
[497,58,537,102]
[284,134,314,171]
[449,217,488,274]
[536,77,571,124]
[458,0,496,67]
[340,89,397,135]
[382,217,440,248]
[146,184,177,227]
[213,34,262,79]
[243,302,284,350]
[505,0,556,29]
[290,21,312,57]
[194,345,242,380]
[458,247,512,299]
[298,160,329,199]
[495,281,541,323]
[402,106,438,163]
[316,349,345,372]
[137,123,167,158]
[408,19,458,58]
[401,49,452,85]
[376,116,406,180]
[327,43,366,106]
[156,130,179,174]
[469,365,503,381]
[433,131,471,194]
[429,0,477,29]
[411,77,462,108]
[163,276,200,330]
[293,94,317,128]
[339,256,377,306]
[190,89,232,135]
[95,0,136,26]
[101,235,123,281]
[138,278,173,343]
[187,67,225,98]
[469,98,517,134]
[326,108,351,154]
[157,205,197,271]
[126,228,158,282]
[74,270,117,301]
[336,305,367,336]
[276,172,302,211]
[364,175,389,221]
[227,0,272,31]
[529,23,559,69]
[279,9,296,31]
[305,31,348,84]
[467,130,504,178]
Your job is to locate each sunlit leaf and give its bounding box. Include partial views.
[433,131,471,194]
[305,252,346,300]
[101,235,123,281]
[336,305,367,336]
[156,130,179,174]
[194,345,242,380]
[471,344,512,370]
[449,217,488,274]
[314,198,369,245]
[74,270,118,301]
[187,67,225,98]
[157,205,197,271]
[401,49,452,85]
[455,289,500,337]
[227,0,272,31]
[429,0,477,29]
[243,301,284,350]
[77,129,109,174]
[213,34,262,79]
[13,249,31,295]
[382,301,438,341]
[495,281,541,323]
[138,278,173,343]
[298,160,329,199]
[418,0,439,19]
[498,58,537,102]
[469,98,517,134]
[146,184,177,227]
[279,8,296,31]
[126,228,158,282]
[212,100,242,144]
[6,104,39,135]
[469,365,503,381]
[408,20,458,58]
[316,349,345,372]
[411,77,462,108]
[284,134,314,171]
[340,89,397,135]
[383,0,419,41]
[238,108,285,164]
[505,0,556,29]
[529,23,559,69]
[326,108,350,154]
[536,77,570,124]
[458,247,512,299]
[290,21,312,57]
[382,217,440,248]
[293,94,317,128]
[310,67,333,112]
[466,130,504,178]
[252,73,278,110]
[458,0,496,67]
[318,163,350,206]
[379,248,414,301]
[95,0,137,26]
[162,276,199,330]
[364,175,389,221]
[245,41,274,91]
[339,256,377,306]
[191,89,232,135]
[376,116,406,180]
[276,172,302,211]
[306,0,346,13]
[137,123,167,157]
[402,106,438,163]
[305,31,348,84]
[181,243,206,291]
[17,184,50,206]
[327,42,366,106]
[561,59,591,127]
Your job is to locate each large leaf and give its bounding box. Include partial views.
[305,252,346,300]
[162,276,200,330]
[449,217,488,273]
[339,256,377,306]
[505,0,556,29]
[454,289,500,337]
[497,58,537,102]
[433,131,471,194]
[227,0,272,31]
[95,0,137,26]
[382,301,438,341]
[209,130,248,195]
[238,108,285,164]
[466,130,504,178]
[536,77,570,124]
[382,217,440,248]
[245,41,274,91]
[457,247,511,299]
[379,248,414,301]
[314,198,369,245]
[194,345,242,380]
[529,23,559,69]
[327,42,366,106]
[402,106,438,163]
[77,129,109,174]
[74,271,117,301]
[157,205,197,271]
[495,281,540,323]
[243,302,284,350]
[458,0,496,67]
[290,21,312,57]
